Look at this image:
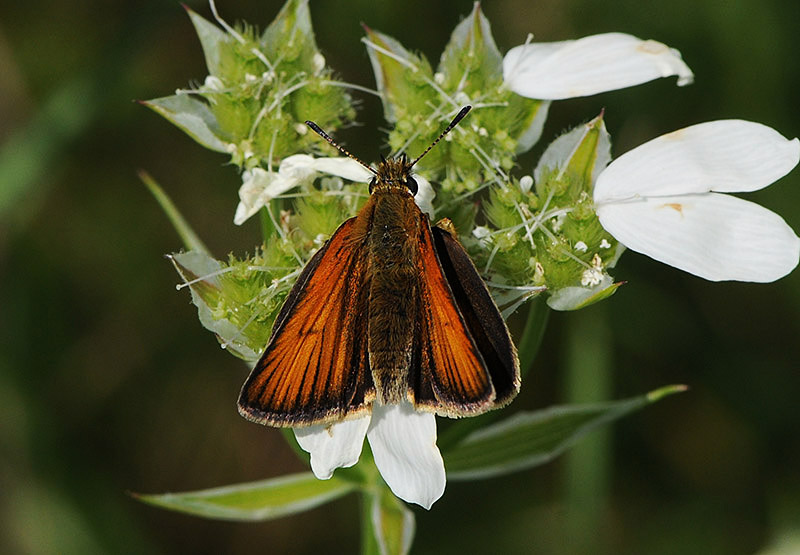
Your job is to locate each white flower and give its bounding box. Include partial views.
[293,401,445,509]
[234,155,373,225]
[593,120,800,282]
[503,32,693,100]
[518,175,534,193]
[234,168,282,226]
[413,174,436,218]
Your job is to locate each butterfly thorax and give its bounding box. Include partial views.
[366,182,423,405]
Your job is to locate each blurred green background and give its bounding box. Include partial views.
[2,0,799,553]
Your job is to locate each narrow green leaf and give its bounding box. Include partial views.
[444,385,687,480]
[141,95,229,153]
[139,171,210,255]
[134,472,358,521]
[369,486,415,555]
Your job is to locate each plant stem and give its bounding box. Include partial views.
[562,303,613,551]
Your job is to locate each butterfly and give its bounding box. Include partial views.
[238,106,520,427]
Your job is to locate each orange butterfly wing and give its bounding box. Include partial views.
[238,218,374,427]
[413,217,496,416]
[431,222,520,407]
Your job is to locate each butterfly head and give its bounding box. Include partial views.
[370,154,418,195]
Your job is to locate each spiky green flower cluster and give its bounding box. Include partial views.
[476,115,623,311]
[147,0,624,356]
[144,0,355,169]
[364,9,545,196]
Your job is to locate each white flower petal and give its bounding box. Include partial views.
[313,157,375,182]
[367,402,445,510]
[294,416,371,480]
[504,32,693,100]
[594,121,800,202]
[596,193,800,282]
[278,154,319,181]
[234,168,279,225]
[413,175,435,218]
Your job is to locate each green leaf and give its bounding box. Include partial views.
[135,472,358,521]
[139,171,210,255]
[443,385,687,480]
[262,0,318,71]
[367,485,415,555]
[141,94,230,153]
[534,113,610,195]
[514,99,550,154]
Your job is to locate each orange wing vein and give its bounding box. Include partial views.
[238,218,374,427]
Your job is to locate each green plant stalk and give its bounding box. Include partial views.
[562,303,613,550]
[358,447,381,555]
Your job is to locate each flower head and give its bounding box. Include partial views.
[294,402,445,509]
[593,120,800,282]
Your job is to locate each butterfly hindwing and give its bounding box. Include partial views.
[431,221,520,406]
[412,216,495,416]
[237,218,374,427]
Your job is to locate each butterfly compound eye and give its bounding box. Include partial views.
[406,175,418,195]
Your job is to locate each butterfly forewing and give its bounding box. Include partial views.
[238,218,375,427]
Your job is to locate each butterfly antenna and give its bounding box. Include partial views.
[409,105,472,168]
[305,120,378,175]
